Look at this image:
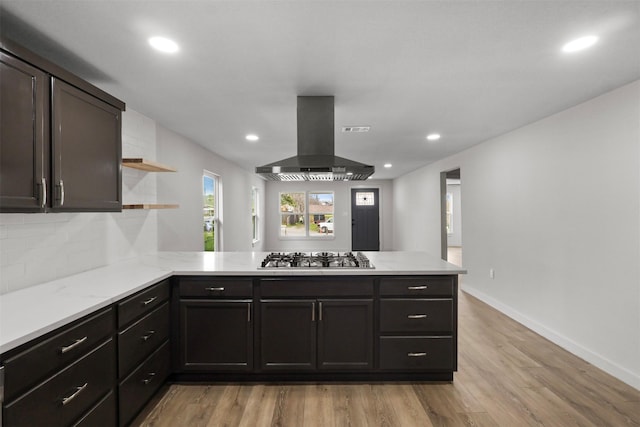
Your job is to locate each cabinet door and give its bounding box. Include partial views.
[260,300,316,371]
[51,78,121,211]
[318,299,373,370]
[179,300,253,371]
[0,51,48,212]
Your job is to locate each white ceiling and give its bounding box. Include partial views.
[2,1,639,180]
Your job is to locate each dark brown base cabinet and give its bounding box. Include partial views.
[1,309,117,427]
[179,300,253,371]
[174,275,455,381]
[175,277,254,373]
[260,299,374,371]
[116,280,171,427]
[1,274,457,426]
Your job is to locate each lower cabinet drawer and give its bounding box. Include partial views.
[118,340,170,427]
[118,302,170,378]
[3,308,115,401]
[380,299,453,333]
[73,390,117,427]
[379,337,453,370]
[4,339,116,427]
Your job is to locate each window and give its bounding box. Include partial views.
[280,191,334,238]
[251,187,259,243]
[203,171,219,251]
[356,191,375,206]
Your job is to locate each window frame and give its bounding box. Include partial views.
[203,170,220,251]
[278,190,335,240]
[252,186,259,244]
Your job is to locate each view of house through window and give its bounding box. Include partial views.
[280,191,334,237]
[203,172,219,251]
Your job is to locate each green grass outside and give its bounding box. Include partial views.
[204,230,215,251]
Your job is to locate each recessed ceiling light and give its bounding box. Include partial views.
[246,134,259,142]
[562,35,598,53]
[426,133,441,141]
[148,36,179,53]
[384,163,392,168]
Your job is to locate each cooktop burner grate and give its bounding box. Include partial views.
[259,251,373,269]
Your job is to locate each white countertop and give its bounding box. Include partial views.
[0,251,465,354]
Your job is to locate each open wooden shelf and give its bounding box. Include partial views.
[123,204,179,210]
[122,158,177,172]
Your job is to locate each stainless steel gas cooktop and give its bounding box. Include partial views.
[259,252,374,269]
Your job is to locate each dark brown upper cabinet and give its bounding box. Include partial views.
[0,39,125,213]
[0,51,49,212]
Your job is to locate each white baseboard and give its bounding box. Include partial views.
[461,284,640,391]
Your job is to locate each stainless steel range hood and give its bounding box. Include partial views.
[256,96,375,181]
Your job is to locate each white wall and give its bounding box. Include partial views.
[393,80,640,390]
[156,126,266,252]
[0,109,159,294]
[264,180,393,252]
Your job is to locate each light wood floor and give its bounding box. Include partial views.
[134,248,639,426]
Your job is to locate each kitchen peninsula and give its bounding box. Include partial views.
[0,251,465,426]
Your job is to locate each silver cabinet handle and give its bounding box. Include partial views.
[61,382,88,405]
[142,296,157,306]
[60,336,87,354]
[141,330,155,341]
[311,302,316,322]
[407,352,427,357]
[59,180,65,206]
[41,177,47,208]
[205,287,225,292]
[407,285,428,290]
[247,302,251,323]
[319,302,323,321]
[142,372,156,385]
[407,314,427,319]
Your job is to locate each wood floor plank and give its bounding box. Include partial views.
[270,385,306,427]
[301,384,334,427]
[237,385,279,427]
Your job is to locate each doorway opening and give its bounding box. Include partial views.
[440,168,462,266]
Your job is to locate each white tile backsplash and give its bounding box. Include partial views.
[0,109,160,294]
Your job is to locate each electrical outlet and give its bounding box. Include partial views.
[489,268,495,279]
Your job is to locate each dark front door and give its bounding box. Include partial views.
[351,188,380,251]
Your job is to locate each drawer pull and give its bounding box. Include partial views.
[60,336,88,354]
[407,352,427,357]
[142,372,156,385]
[141,330,156,341]
[142,296,157,306]
[205,287,225,292]
[407,314,427,319]
[61,382,88,405]
[407,285,428,290]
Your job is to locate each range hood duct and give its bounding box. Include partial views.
[255,96,375,181]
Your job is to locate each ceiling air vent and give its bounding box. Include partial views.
[342,126,370,133]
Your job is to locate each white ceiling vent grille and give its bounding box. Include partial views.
[342,126,370,133]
